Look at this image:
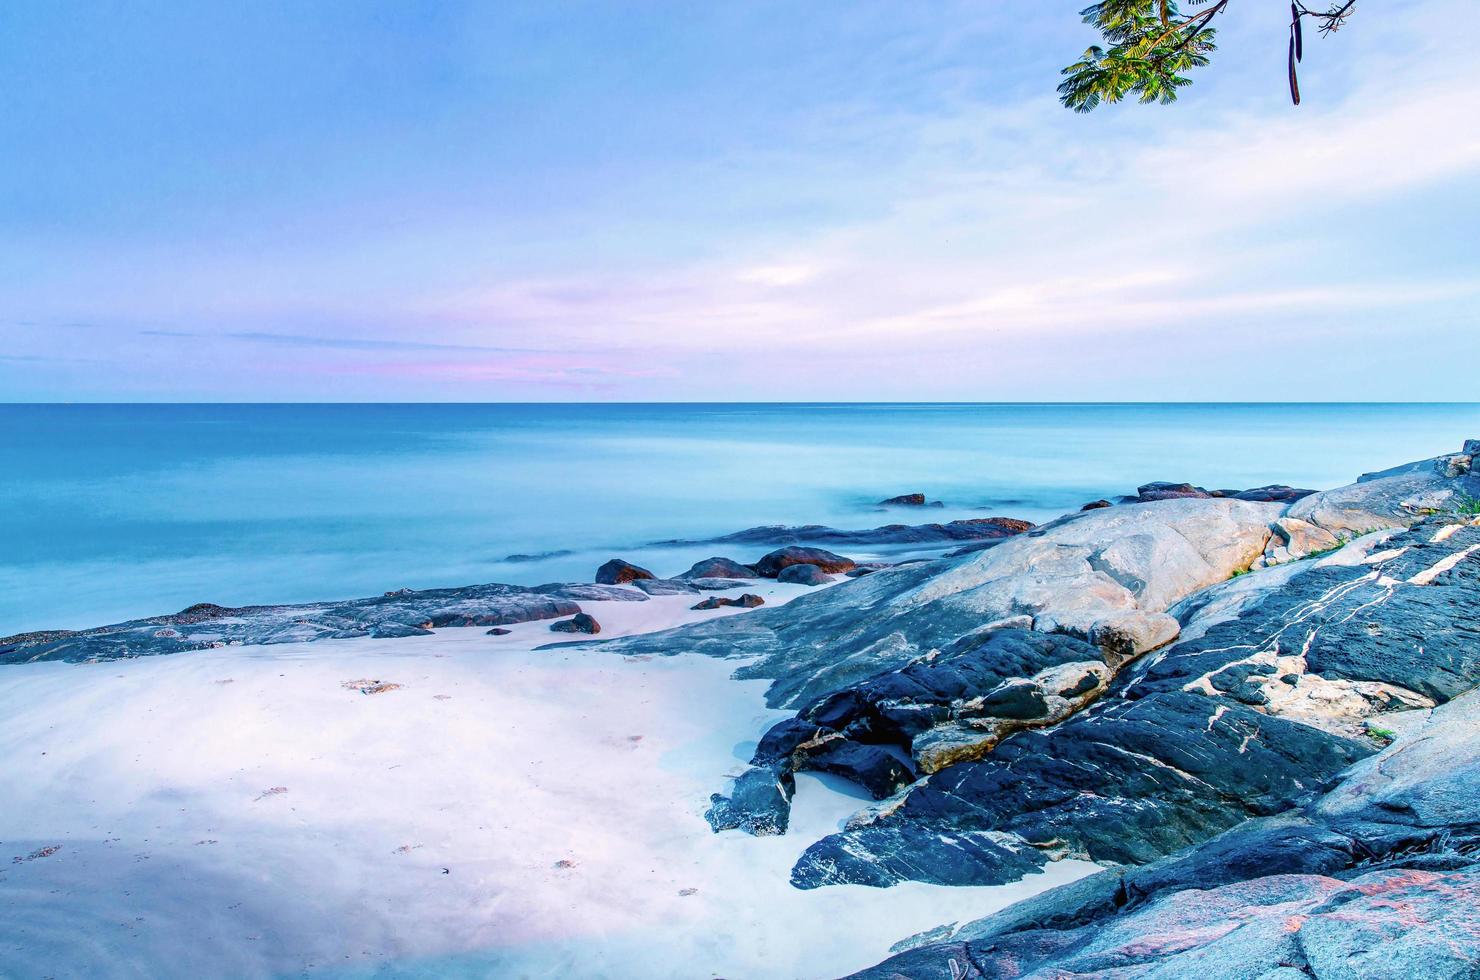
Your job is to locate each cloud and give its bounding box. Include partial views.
[736,264,820,287]
[140,329,554,355]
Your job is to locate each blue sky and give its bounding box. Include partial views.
[2,0,1477,401]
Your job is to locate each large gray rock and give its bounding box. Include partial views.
[0,585,590,665]
[654,516,1033,549]
[852,689,1480,979]
[1287,450,1479,536]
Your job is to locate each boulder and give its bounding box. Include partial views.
[879,493,928,506]
[1136,481,1211,501]
[1081,499,1113,511]
[753,546,855,578]
[776,564,832,586]
[594,558,655,585]
[549,613,600,634]
[677,556,757,580]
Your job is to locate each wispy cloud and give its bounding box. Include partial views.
[140,329,553,354]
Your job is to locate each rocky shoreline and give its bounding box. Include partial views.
[3,441,1477,977]
[585,440,1480,976]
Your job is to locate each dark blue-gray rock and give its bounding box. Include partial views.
[691,593,766,611]
[631,578,700,596]
[1136,481,1212,501]
[676,557,757,580]
[0,584,587,665]
[776,563,832,586]
[844,561,896,577]
[799,517,1480,889]
[686,577,754,591]
[549,612,600,634]
[851,867,1479,979]
[593,558,655,585]
[850,687,1480,978]
[485,627,512,636]
[534,583,649,602]
[654,516,1033,550]
[878,493,928,506]
[705,766,793,836]
[753,546,855,578]
[1232,483,1317,502]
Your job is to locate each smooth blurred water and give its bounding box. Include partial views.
[3,403,1477,633]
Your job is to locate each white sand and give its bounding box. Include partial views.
[0,585,1098,979]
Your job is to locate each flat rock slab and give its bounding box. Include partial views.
[0,583,601,665]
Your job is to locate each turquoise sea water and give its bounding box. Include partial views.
[3,403,1477,634]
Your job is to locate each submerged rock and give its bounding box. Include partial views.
[879,493,942,507]
[594,559,655,585]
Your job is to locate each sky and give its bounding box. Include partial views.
[2,0,1477,402]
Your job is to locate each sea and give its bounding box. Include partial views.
[3,402,1477,634]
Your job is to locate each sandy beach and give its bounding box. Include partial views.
[0,585,1096,979]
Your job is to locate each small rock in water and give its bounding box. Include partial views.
[777,563,832,586]
[485,627,512,636]
[12,845,61,864]
[878,493,928,506]
[594,559,655,585]
[550,613,600,634]
[1081,499,1113,510]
